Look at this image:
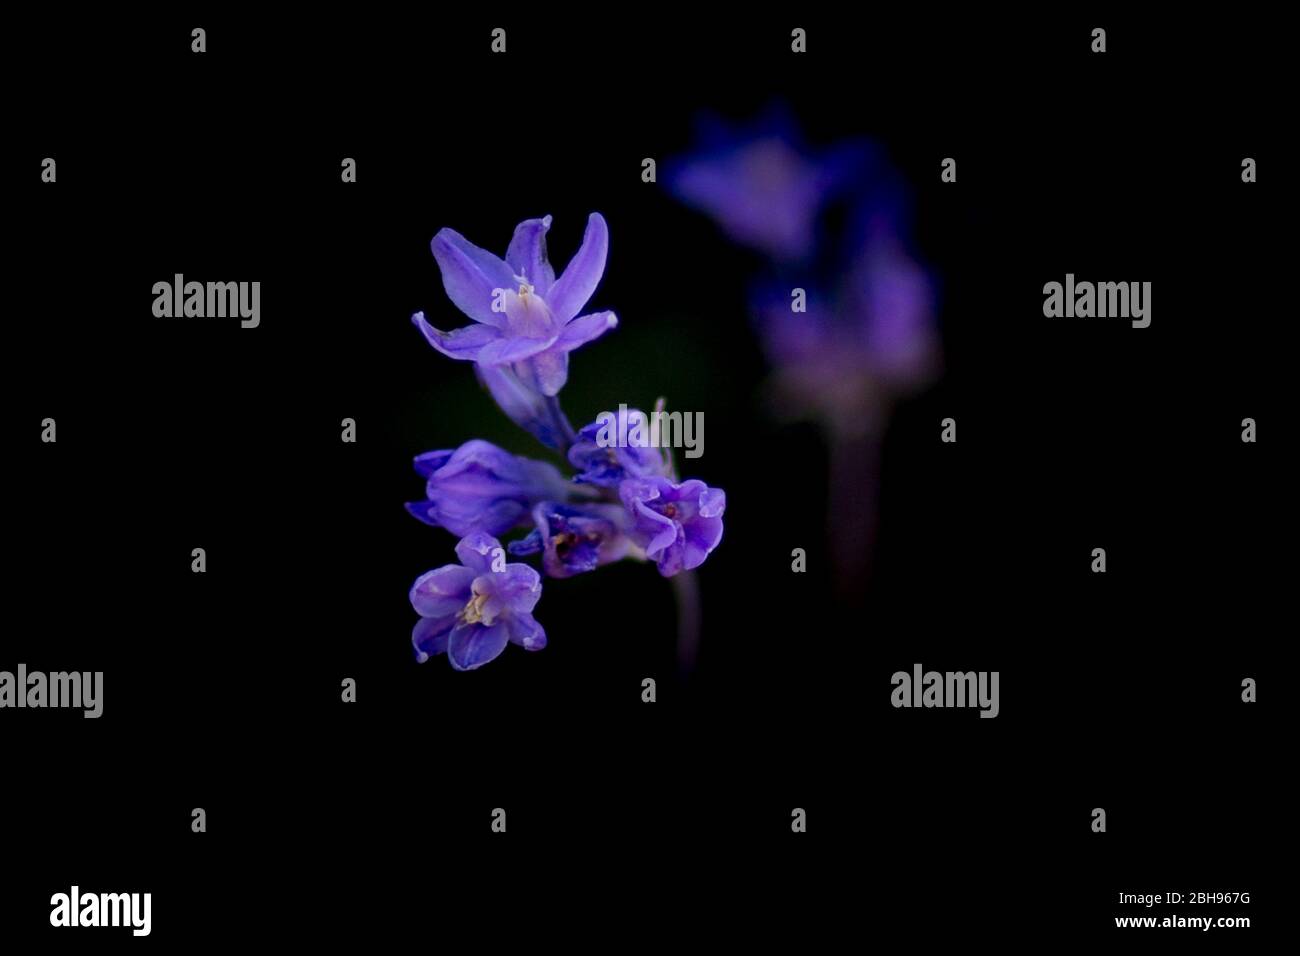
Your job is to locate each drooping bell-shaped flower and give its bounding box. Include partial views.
[405,439,573,537]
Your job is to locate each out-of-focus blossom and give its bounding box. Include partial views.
[405,439,573,537]
[412,213,618,397]
[620,477,726,577]
[749,166,941,437]
[664,110,878,263]
[508,502,636,578]
[410,533,545,670]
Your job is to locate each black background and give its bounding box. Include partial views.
[4,10,1282,947]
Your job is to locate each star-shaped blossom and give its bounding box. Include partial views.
[409,533,545,670]
[412,213,618,397]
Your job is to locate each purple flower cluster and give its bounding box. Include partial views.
[406,214,726,670]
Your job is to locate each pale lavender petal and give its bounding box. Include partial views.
[409,565,475,617]
[412,313,500,361]
[547,213,609,323]
[505,215,556,295]
[522,347,569,397]
[455,533,503,575]
[504,614,547,650]
[625,491,678,558]
[474,332,558,366]
[430,228,514,328]
[682,515,725,570]
[479,564,542,621]
[502,287,560,340]
[447,621,510,671]
[557,310,618,352]
[698,487,726,518]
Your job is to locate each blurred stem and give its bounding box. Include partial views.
[828,431,880,598]
[672,570,702,681]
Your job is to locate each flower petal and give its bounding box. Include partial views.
[409,565,475,617]
[413,449,454,479]
[479,564,542,620]
[476,364,571,452]
[504,614,547,650]
[474,331,558,366]
[505,215,556,296]
[681,515,724,570]
[547,213,608,323]
[521,347,569,397]
[447,621,510,671]
[557,310,618,352]
[698,487,727,519]
[412,313,500,362]
[637,505,680,558]
[412,615,455,663]
[455,533,503,575]
[430,228,514,328]
[408,497,528,538]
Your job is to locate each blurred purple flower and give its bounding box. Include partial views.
[665,111,877,263]
[752,177,940,437]
[410,532,545,670]
[508,502,636,578]
[412,213,618,397]
[405,439,573,537]
[620,477,726,577]
[567,407,671,487]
